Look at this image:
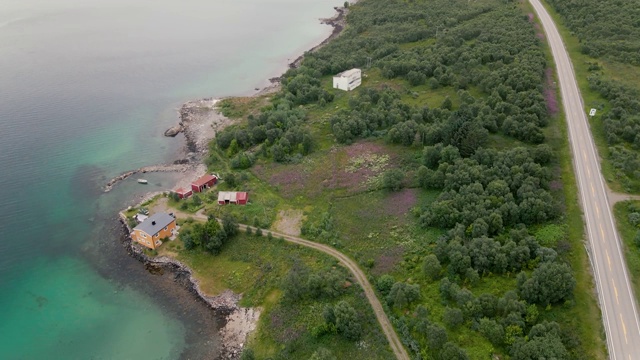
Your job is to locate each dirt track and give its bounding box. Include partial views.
[236,223,410,360]
[148,201,409,359]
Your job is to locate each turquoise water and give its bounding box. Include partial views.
[0,0,341,358]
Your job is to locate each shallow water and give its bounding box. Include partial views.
[0,0,341,358]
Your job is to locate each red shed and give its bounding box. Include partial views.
[236,192,248,205]
[191,174,217,193]
[217,191,248,205]
[173,187,192,199]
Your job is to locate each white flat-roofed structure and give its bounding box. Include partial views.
[333,68,362,91]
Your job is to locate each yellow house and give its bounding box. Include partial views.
[131,213,176,249]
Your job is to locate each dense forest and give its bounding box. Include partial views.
[208,0,601,359]
[545,0,640,192]
[546,0,640,65]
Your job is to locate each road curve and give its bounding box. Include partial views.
[529,1,640,359]
[238,224,410,360]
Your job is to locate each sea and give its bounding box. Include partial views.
[0,0,341,358]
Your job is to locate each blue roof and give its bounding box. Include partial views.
[134,212,174,236]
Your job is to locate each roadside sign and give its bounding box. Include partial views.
[589,108,597,116]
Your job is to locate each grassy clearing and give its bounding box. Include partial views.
[218,96,272,120]
[613,201,640,306]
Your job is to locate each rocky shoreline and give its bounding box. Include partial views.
[118,212,260,359]
[110,3,352,359]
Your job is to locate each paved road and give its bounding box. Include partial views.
[529,1,640,359]
[238,224,410,360]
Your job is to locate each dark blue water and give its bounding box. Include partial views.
[0,0,340,358]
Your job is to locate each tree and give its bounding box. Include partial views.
[334,301,362,340]
[425,324,448,350]
[443,307,464,328]
[181,232,196,250]
[283,262,310,302]
[510,335,569,360]
[518,262,576,305]
[439,342,469,360]
[202,219,225,254]
[478,318,504,345]
[383,169,404,191]
[387,282,420,308]
[441,97,453,110]
[224,172,237,188]
[377,275,395,295]
[323,304,336,325]
[407,70,426,86]
[222,214,239,238]
[423,254,442,281]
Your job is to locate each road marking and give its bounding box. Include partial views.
[600,225,606,240]
[607,250,612,272]
[620,313,628,344]
[596,204,600,216]
[591,183,595,195]
[613,277,619,305]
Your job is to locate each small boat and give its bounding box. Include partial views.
[137,179,148,184]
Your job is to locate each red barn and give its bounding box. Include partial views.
[173,187,192,199]
[191,174,217,193]
[237,192,248,205]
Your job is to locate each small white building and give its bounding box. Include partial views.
[332,68,362,91]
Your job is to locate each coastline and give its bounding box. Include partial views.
[117,212,254,359]
[111,4,352,360]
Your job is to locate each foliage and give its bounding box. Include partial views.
[510,322,569,360]
[386,282,420,309]
[587,76,640,191]
[443,307,464,329]
[419,147,557,230]
[383,169,404,191]
[546,0,640,64]
[422,254,442,281]
[518,262,576,306]
[282,261,346,302]
[328,301,362,341]
[439,342,470,360]
[376,274,396,295]
[180,218,227,254]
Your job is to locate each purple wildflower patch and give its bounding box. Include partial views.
[384,189,419,217]
[372,246,405,276]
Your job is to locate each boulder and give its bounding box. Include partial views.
[164,125,183,137]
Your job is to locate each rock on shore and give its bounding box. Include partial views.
[118,213,259,360]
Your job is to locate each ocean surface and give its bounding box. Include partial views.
[0,0,341,358]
